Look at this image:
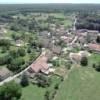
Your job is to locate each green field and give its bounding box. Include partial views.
[21,84,45,100]
[55,67,100,100]
[21,75,61,100]
[89,53,100,64]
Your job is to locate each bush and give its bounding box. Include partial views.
[96,35,100,43]
[1,47,7,53]
[65,62,71,70]
[80,56,88,66]
[18,48,26,57]
[54,83,59,90]
[95,63,100,72]
[50,59,60,67]
[44,91,50,100]
[51,90,57,100]
[92,63,96,68]
[35,74,51,88]
[9,48,26,58]
[0,39,11,46]
[0,55,11,65]
[9,49,19,58]
[27,47,31,53]
[29,51,37,61]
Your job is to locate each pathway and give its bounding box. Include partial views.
[0,51,44,86]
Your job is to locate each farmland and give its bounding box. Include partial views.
[21,75,62,100]
[55,67,100,100]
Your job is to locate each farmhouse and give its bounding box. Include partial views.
[38,36,50,48]
[51,46,62,55]
[87,43,100,53]
[28,54,50,74]
[76,29,87,36]
[69,53,82,63]
[0,67,12,82]
[87,30,99,42]
[39,31,51,38]
[60,36,72,43]
[69,51,91,63]
[15,40,24,47]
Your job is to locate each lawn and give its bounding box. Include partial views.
[89,53,100,64]
[50,13,66,19]
[21,75,61,100]
[4,30,13,37]
[55,67,100,100]
[63,19,73,28]
[21,84,46,100]
[0,47,8,58]
[0,52,8,57]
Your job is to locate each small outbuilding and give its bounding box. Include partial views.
[0,67,12,82]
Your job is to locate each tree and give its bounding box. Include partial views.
[50,59,60,67]
[95,63,100,72]
[0,39,10,47]
[11,33,21,40]
[0,55,11,65]
[9,48,25,58]
[18,48,26,57]
[27,47,31,53]
[54,83,59,90]
[29,51,37,61]
[65,62,71,70]
[80,56,88,66]
[92,63,96,68]
[20,72,29,87]
[0,81,22,100]
[96,35,100,43]
[7,57,25,72]
[9,49,18,58]
[1,46,7,53]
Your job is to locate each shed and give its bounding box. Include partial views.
[0,67,12,82]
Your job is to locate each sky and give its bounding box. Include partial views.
[0,0,100,4]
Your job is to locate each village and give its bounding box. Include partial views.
[0,10,100,100]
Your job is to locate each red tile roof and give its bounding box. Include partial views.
[88,44,100,52]
[61,36,72,43]
[30,55,49,73]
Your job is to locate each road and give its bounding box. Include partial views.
[73,15,77,31]
[70,36,78,45]
[0,51,44,86]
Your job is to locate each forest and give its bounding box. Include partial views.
[76,12,100,31]
[0,4,100,14]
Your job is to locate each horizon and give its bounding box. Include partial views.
[0,0,100,4]
[0,3,100,5]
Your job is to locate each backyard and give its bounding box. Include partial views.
[21,75,62,100]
